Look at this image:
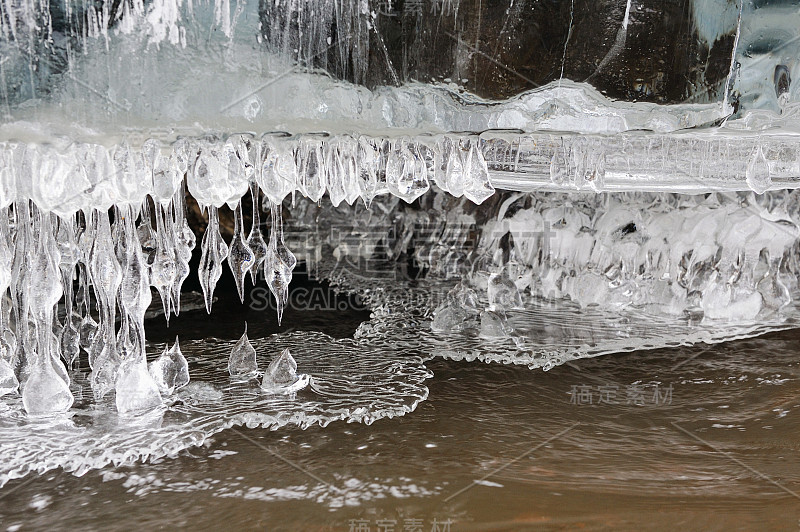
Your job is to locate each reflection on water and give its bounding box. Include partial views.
[1,326,798,530]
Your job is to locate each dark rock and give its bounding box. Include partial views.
[259,0,738,104]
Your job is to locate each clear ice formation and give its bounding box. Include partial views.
[261,348,310,395]
[0,359,18,397]
[0,0,800,486]
[149,338,190,396]
[228,324,258,379]
[0,332,433,488]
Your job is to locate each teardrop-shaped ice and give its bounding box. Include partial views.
[227,202,255,302]
[259,143,296,205]
[488,272,524,310]
[150,208,177,320]
[22,359,73,416]
[59,317,81,370]
[264,202,297,325]
[198,207,229,314]
[115,357,162,415]
[479,309,512,339]
[445,143,466,197]
[120,212,152,320]
[0,358,19,397]
[148,337,190,395]
[299,141,326,202]
[261,348,310,394]
[746,146,771,194]
[463,144,495,205]
[91,341,121,401]
[228,323,258,379]
[386,141,430,203]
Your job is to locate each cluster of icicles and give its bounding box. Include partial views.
[0,180,310,417]
[0,132,495,417]
[0,133,495,218]
[419,190,800,332]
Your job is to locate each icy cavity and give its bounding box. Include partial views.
[0,332,432,488]
[293,189,800,368]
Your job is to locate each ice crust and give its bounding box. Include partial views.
[0,333,432,488]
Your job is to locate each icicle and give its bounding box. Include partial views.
[198,206,229,314]
[445,140,466,197]
[0,209,17,374]
[227,201,255,302]
[151,203,177,322]
[259,141,296,206]
[357,136,383,207]
[247,182,268,284]
[138,200,158,267]
[386,139,430,203]
[325,143,347,207]
[746,145,771,194]
[341,139,360,206]
[171,185,196,314]
[463,142,495,205]
[57,216,81,369]
[87,210,123,400]
[264,201,296,325]
[115,204,162,414]
[298,140,326,202]
[228,323,258,379]
[22,209,73,416]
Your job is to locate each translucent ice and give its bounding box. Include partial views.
[246,183,268,283]
[259,143,297,206]
[198,207,229,314]
[430,305,470,333]
[227,202,255,302]
[479,309,513,339]
[22,360,73,416]
[487,273,524,311]
[150,206,178,320]
[228,324,258,379]
[149,338,190,396]
[0,359,18,397]
[463,143,495,205]
[264,202,297,324]
[386,140,430,203]
[261,348,310,395]
[115,357,163,415]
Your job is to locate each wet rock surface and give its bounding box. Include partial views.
[259,0,737,103]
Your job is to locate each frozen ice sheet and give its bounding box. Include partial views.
[0,332,432,487]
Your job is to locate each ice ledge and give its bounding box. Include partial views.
[1,125,800,217]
